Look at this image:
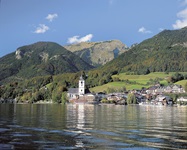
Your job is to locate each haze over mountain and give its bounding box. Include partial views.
[0,42,93,83]
[65,40,129,67]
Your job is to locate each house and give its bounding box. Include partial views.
[67,88,79,99]
[163,85,185,93]
[146,86,158,94]
[96,92,106,101]
[172,85,185,93]
[154,95,173,105]
[164,86,172,93]
[146,84,185,95]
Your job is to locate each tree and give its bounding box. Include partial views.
[106,87,116,94]
[61,92,68,104]
[127,93,136,104]
[171,72,184,83]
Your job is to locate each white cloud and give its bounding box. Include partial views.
[34,24,49,34]
[173,8,187,29]
[158,28,164,31]
[173,0,187,29]
[138,27,152,34]
[46,13,58,22]
[67,34,93,44]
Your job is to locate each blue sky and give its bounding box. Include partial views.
[0,0,187,57]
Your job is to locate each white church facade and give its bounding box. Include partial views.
[67,76,96,103]
[67,76,85,99]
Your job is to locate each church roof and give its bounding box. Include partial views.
[68,88,79,94]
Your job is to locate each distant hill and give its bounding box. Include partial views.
[99,27,187,74]
[65,40,128,67]
[0,42,94,83]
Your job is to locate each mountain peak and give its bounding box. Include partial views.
[0,41,94,83]
[65,40,129,66]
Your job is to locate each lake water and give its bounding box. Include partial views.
[0,104,186,150]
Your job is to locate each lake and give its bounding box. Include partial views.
[0,104,186,150]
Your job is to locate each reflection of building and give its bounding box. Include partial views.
[66,104,94,148]
[67,76,96,103]
[77,105,85,129]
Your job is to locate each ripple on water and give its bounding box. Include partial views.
[0,128,11,133]
[0,144,14,150]
[7,125,22,128]
[119,147,159,150]
[11,132,32,137]
[139,137,164,143]
[23,127,48,132]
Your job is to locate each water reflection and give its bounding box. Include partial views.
[75,104,85,148]
[0,104,186,149]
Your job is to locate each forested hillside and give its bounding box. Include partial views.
[100,27,187,74]
[0,42,93,84]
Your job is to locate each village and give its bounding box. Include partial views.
[67,76,187,106]
[0,75,187,106]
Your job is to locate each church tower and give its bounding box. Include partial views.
[79,75,85,95]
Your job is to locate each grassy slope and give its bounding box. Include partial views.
[90,72,187,93]
[175,80,187,87]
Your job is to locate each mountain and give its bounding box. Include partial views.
[99,27,187,74]
[0,42,94,83]
[65,40,128,67]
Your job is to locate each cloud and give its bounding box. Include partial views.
[158,28,164,31]
[34,24,49,34]
[138,27,152,34]
[173,8,187,29]
[46,13,58,22]
[67,34,93,44]
[173,0,187,29]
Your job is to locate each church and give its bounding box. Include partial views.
[67,75,96,103]
[67,75,85,99]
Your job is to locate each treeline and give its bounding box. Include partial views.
[0,75,67,103]
[0,69,117,103]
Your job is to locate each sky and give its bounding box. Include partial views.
[0,0,187,57]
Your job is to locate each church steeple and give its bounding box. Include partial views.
[79,75,85,95]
